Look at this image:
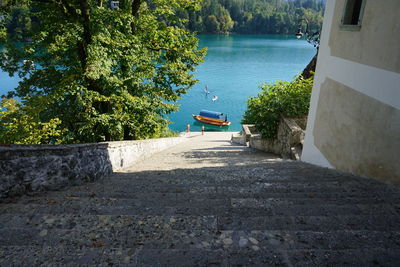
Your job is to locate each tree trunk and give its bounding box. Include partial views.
[131,0,142,34]
[79,0,92,71]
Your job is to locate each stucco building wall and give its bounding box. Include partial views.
[302,0,400,183]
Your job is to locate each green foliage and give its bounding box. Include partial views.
[204,15,220,33]
[0,0,206,144]
[0,98,69,144]
[219,15,234,34]
[181,0,325,34]
[7,5,32,41]
[152,127,180,138]
[242,76,313,138]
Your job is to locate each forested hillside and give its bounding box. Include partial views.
[177,0,325,34]
[2,0,325,38]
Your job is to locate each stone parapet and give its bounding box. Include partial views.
[231,124,258,146]
[106,136,187,171]
[0,136,186,198]
[235,117,307,159]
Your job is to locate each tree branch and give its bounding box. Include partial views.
[59,0,79,18]
[78,0,92,70]
[33,0,79,19]
[77,0,101,95]
[32,0,55,4]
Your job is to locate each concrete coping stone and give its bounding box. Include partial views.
[282,117,303,132]
[0,137,185,151]
[104,136,184,148]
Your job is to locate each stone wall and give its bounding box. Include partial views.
[233,117,306,160]
[0,136,186,199]
[231,124,257,146]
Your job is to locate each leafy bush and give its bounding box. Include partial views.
[0,98,69,145]
[242,76,313,138]
[152,127,180,139]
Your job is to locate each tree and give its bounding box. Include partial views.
[0,0,206,143]
[204,15,219,33]
[6,5,32,41]
[219,14,234,33]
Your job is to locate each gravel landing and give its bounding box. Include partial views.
[1,132,400,266]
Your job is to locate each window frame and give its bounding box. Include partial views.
[340,0,366,31]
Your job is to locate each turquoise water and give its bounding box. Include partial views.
[0,34,316,132]
[0,73,20,98]
[168,34,315,132]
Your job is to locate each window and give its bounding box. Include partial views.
[342,0,365,26]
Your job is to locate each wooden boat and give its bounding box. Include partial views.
[192,110,231,126]
[192,115,231,126]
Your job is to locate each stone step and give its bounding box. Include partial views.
[0,246,235,266]
[60,182,397,196]
[0,227,399,252]
[0,214,217,231]
[110,163,384,180]
[105,170,389,185]
[0,210,400,231]
[0,199,397,218]
[3,196,230,209]
[218,214,400,231]
[1,246,398,266]
[0,246,137,266]
[287,248,400,267]
[5,194,400,208]
[29,190,399,203]
[93,180,394,196]
[106,172,381,185]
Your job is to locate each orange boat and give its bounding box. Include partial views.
[192,110,231,126]
[192,115,231,126]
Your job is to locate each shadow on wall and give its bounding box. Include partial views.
[0,143,113,199]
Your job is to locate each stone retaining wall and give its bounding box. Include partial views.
[232,117,306,160]
[249,117,306,159]
[0,136,186,198]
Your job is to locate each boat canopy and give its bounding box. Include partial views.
[199,110,223,119]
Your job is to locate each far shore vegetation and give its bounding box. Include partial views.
[179,0,324,34]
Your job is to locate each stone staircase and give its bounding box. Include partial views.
[1,133,400,266]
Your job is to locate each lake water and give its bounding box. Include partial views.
[168,34,315,132]
[0,34,316,132]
